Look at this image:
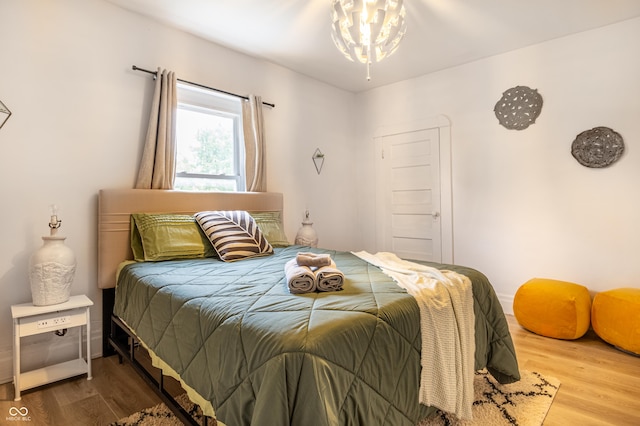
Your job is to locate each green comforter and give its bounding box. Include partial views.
[114,246,519,425]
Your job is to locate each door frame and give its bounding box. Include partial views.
[373,115,453,264]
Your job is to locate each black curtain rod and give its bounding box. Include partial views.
[132,65,275,108]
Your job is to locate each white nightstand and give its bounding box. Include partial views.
[11,294,93,401]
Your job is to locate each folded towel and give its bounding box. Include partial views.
[296,252,332,268]
[285,258,316,293]
[316,260,344,292]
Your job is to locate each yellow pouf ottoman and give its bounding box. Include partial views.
[513,278,591,340]
[591,288,640,355]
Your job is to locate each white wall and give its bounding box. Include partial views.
[0,0,357,383]
[355,17,640,312]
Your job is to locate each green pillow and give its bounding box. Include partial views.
[249,211,290,248]
[130,214,216,261]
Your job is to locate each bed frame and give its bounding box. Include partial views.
[98,189,284,425]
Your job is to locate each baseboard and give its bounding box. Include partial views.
[498,292,515,316]
[0,323,102,385]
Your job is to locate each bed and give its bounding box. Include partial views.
[98,188,520,426]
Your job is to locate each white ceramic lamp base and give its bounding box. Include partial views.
[295,211,318,247]
[29,235,76,306]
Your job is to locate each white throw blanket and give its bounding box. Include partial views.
[352,251,475,420]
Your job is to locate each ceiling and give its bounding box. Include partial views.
[105,0,640,93]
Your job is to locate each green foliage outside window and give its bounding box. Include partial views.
[175,106,240,191]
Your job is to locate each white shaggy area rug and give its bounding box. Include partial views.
[111,369,559,426]
[110,393,212,426]
[419,369,560,426]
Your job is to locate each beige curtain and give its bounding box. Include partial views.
[242,95,266,192]
[135,68,177,189]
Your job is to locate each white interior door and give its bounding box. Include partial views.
[374,117,452,264]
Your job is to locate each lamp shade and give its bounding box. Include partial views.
[331,0,407,65]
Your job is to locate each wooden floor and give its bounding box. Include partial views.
[0,354,169,425]
[1,315,639,425]
[507,315,640,426]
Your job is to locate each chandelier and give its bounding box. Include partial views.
[330,0,407,81]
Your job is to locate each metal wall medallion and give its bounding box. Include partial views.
[571,126,624,168]
[494,85,543,130]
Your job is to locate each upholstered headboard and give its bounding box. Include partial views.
[97,189,284,289]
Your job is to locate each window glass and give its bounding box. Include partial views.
[174,83,245,191]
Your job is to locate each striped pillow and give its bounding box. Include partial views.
[195,210,273,262]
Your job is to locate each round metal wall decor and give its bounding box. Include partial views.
[494,85,543,130]
[571,126,624,168]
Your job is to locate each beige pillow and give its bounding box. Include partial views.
[195,210,273,262]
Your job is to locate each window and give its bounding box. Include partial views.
[174,83,245,191]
